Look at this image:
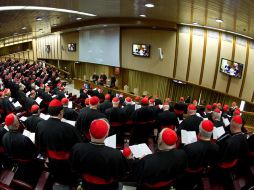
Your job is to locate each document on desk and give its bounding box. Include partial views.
[68,101,73,109]
[13,101,22,108]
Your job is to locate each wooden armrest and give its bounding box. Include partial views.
[0,169,15,186]
[11,179,33,190]
[35,171,50,190]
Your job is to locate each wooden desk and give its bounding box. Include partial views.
[73,78,137,99]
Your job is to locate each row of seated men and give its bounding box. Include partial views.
[1,90,254,189]
[0,60,253,189]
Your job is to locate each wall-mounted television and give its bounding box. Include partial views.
[132,44,150,57]
[68,43,76,52]
[220,58,244,79]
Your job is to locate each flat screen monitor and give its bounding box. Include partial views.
[68,43,76,52]
[132,44,150,57]
[220,58,244,79]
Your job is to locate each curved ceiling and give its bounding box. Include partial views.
[0,0,254,39]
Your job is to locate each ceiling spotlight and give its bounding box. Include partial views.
[36,17,43,21]
[76,17,82,20]
[145,3,155,8]
[215,19,223,23]
[192,22,198,25]
[139,14,146,17]
[21,27,27,30]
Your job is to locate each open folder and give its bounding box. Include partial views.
[181,130,197,145]
[129,143,152,158]
[35,97,43,105]
[213,126,225,140]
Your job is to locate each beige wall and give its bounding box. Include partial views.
[35,32,78,61]
[32,26,254,103]
[121,29,176,78]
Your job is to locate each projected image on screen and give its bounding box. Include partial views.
[132,44,150,57]
[220,58,244,79]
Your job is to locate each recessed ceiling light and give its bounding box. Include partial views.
[145,3,155,8]
[215,19,223,23]
[193,22,198,25]
[52,24,57,27]
[21,27,27,30]
[36,17,43,21]
[76,17,82,20]
[139,14,146,17]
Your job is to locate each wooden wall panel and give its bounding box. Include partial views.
[215,34,233,93]
[188,28,204,84]
[175,27,190,81]
[61,32,79,61]
[202,31,219,88]
[241,45,254,101]
[228,38,247,97]
[121,29,176,78]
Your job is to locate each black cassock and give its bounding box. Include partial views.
[135,149,187,189]
[177,115,203,136]
[75,108,106,141]
[36,118,82,184]
[25,114,44,132]
[183,140,219,169]
[98,100,112,114]
[2,131,41,185]
[63,107,78,121]
[217,132,248,163]
[70,142,128,190]
[156,110,179,131]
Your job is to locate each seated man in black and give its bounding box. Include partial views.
[70,119,128,190]
[135,128,187,190]
[3,113,42,186]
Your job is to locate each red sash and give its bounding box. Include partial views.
[47,150,70,160]
[82,174,114,185]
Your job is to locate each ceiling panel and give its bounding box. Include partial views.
[0,0,254,39]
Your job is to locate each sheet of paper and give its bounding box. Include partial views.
[20,116,27,122]
[196,113,202,117]
[213,126,225,140]
[52,95,57,98]
[35,97,43,105]
[104,135,116,149]
[4,125,9,131]
[135,104,141,110]
[68,101,73,109]
[129,143,152,158]
[61,118,75,126]
[35,85,39,90]
[9,97,13,102]
[13,101,22,108]
[181,130,197,145]
[39,113,50,120]
[222,117,230,126]
[23,129,35,143]
[26,91,31,97]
